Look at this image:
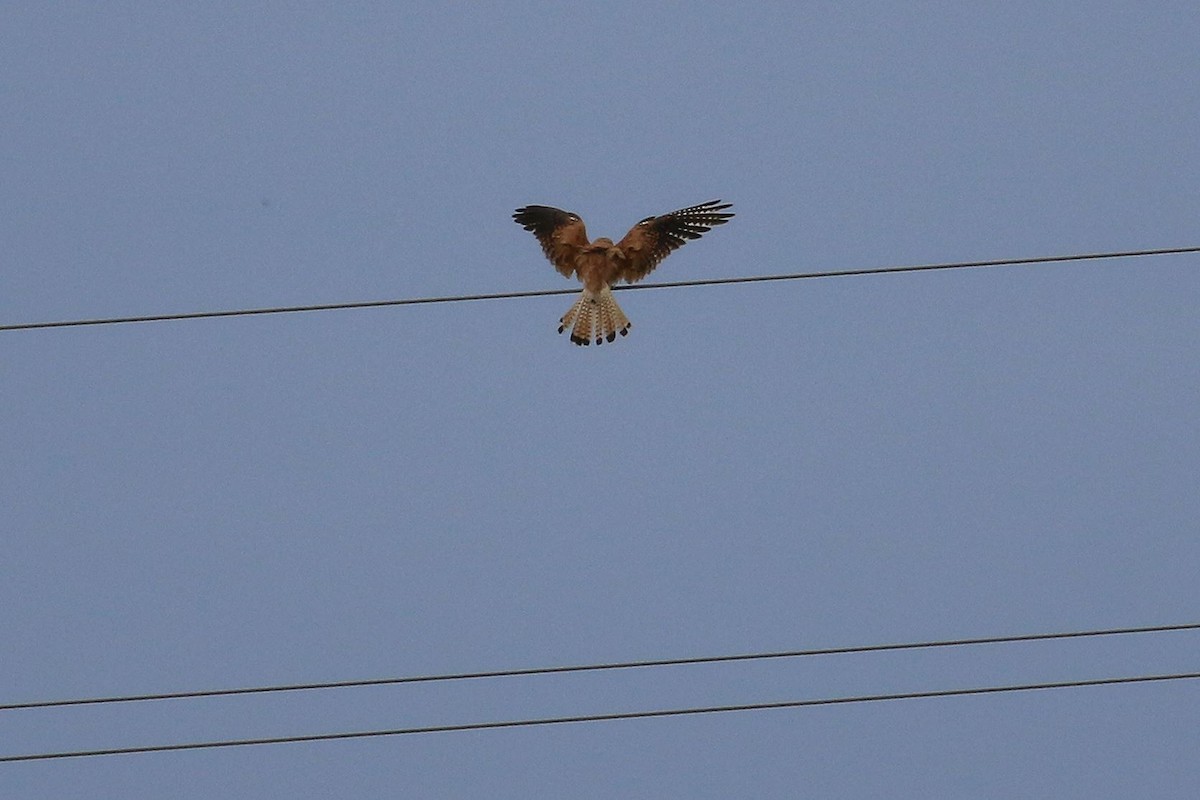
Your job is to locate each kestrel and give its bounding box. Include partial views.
[513,200,734,345]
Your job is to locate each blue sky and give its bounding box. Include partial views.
[3,3,1198,797]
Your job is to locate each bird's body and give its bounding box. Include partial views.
[574,239,621,292]
[513,200,734,345]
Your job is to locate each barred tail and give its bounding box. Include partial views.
[558,287,632,346]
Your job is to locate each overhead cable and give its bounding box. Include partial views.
[3,671,1196,762]
[5,621,1196,712]
[2,245,1196,332]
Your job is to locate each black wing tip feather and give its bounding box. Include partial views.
[512,205,574,233]
[690,199,734,213]
[669,199,734,226]
[513,204,557,216]
[658,200,735,238]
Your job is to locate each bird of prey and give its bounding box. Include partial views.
[513,200,734,345]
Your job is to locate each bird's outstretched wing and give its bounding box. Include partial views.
[615,200,734,283]
[512,205,588,279]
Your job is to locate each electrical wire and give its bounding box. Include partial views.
[5,621,1196,712]
[2,245,1196,332]
[3,671,1196,762]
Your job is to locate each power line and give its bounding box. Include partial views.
[2,245,1196,333]
[3,671,1196,762]
[5,621,1196,712]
